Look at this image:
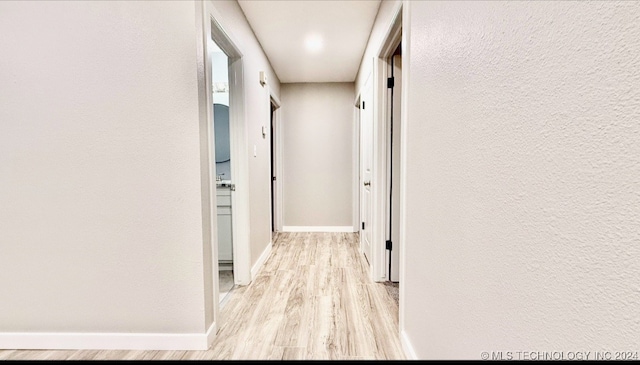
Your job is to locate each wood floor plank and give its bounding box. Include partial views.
[2,350,48,360]
[361,283,406,360]
[122,350,158,360]
[273,269,307,347]
[66,350,100,360]
[180,349,215,360]
[93,350,134,360]
[249,269,295,359]
[151,350,187,360]
[329,267,352,358]
[0,350,16,360]
[305,295,333,360]
[282,346,306,360]
[265,346,285,360]
[1,233,405,361]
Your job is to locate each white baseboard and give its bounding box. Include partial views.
[205,321,217,349]
[250,240,272,280]
[400,330,418,360]
[0,322,217,351]
[282,226,356,233]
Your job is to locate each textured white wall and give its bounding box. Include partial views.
[208,0,281,264]
[281,83,355,227]
[0,1,205,333]
[403,1,640,359]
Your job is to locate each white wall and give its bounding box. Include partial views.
[208,0,281,265]
[403,1,640,359]
[0,0,207,338]
[280,83,355,228]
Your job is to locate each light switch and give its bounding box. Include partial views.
[259,71,267,86]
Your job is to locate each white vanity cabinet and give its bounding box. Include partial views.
[216,187,233,262]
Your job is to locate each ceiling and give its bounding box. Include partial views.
[237,0,381,83]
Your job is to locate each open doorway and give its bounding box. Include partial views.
[269,95,282,236]
[201,3,252,330]
[210,40,235,304]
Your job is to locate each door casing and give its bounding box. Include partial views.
[198,0,252,333]
[269,92,282,233]
[387,52,402,282]
[366,4,403,282]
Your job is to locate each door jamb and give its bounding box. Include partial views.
[268,90,283,233]
[371,4,403,282]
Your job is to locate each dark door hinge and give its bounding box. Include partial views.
[362,101,365,110]
[386,240,393,250]
[362,222,365,230]
[387,77,395,89]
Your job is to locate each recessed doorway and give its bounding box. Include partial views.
[210,40,235,304]
[269,94,282,236]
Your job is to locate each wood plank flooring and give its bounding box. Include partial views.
[0,232,405,360]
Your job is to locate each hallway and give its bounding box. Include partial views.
[0,233,405,360]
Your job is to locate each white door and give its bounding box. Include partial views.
[270,102,276,233]
[360,73,374,264]
[390,54,402,282]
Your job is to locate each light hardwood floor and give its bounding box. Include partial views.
[0,232,405,360]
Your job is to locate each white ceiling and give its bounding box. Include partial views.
[237,0,381,83]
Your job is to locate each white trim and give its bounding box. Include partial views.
[202,1,252,290]
[250,240,273,280]
[398,0,410,346]
[353,97,361,233]
[375,3,403,58]
[275,103,284,232]
[200,1,253,338]
[268,87,283,233]
[205,321,217,347]
[372,57,387,282]
[227,43,251,288]
[270,89,282,110]
[400,330,418,360]
[370,0,404,284]
[195,0,219,340]
[282,226,356,233]
[0,322,217,351]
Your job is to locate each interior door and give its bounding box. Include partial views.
[270,102,276,233]
[390,54,402,282]
[360,73,374,265]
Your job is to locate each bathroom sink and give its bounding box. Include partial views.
[216,180,233,187]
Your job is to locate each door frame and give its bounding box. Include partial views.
[198,0,252,332]
[381,21,403,284]
[353,94,361,234]
[268,90,283,233]
[370,4,403,282]
[386,52,402,282]
[370,1,411,346]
